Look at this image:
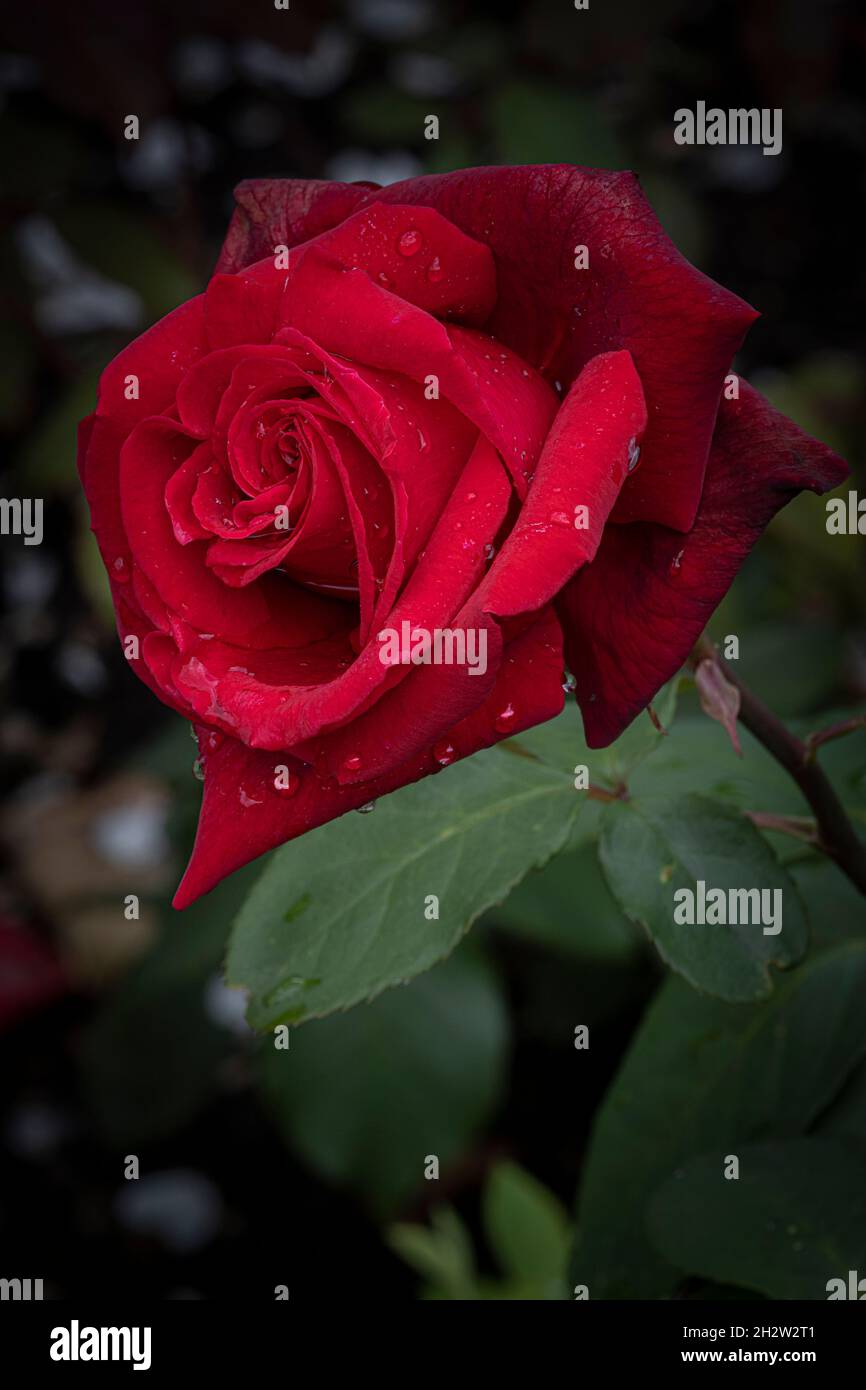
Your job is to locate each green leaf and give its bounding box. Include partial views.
[571,942,866,1299]
[387,1206,478,1301]
[513,678,678,793]
[487,841,641,964]
[255,949,508,1215]
[790,857,866,951]
[629,710,866,831]
[818,1059,866,1154]
[589,676,681,788]
[483,1161,570,1293]
[648,1138,866,1300]
[599,792,807,1001]
[228,711,584,1029]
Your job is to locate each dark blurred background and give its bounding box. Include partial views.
[1,0,865,1300]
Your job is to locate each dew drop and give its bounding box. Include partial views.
[494,702,517,733]
[397,228,422,257]
[426,256,443,283]
[433,740,457,767]
[466,491,477,502]
[203,729,224,754]
[484,543,496,562]
[192,756,205,782]
[356,801,376,814]
[670,548,684,574]
[343,754,363,773]
[112,556,131,583]
[377,271,391,288]
[550,511,571,527]
[627,437,641,472]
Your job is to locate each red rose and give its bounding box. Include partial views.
[77,165,847,908]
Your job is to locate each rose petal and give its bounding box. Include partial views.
[119,415,349,652]
[559,380,849,746]
[216,177,375,275]
[372,166,757,532]
[173,609,564,907]
[173,435,512,751]
[479,349,646,619]
[218,171,759,530]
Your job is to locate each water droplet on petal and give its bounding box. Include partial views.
[377,271,391,288]
[494,703,517,733]
[433,740,457,767]
[112,556,130,583]
[550,511,571,527]
[192,757,205,782]
[203,729,224,754]
[627,437,641,472]
[356,801,376,814]
[397,229,422,257]
[670,548,684,574]
[343,754,363,773]
[426,256,443,283]
[466,491,477,502]
[484,543,496,562]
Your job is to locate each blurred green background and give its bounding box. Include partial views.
[1,0,864,1300]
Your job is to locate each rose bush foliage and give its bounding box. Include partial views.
[77,165,847,906]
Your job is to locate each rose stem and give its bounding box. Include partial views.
[690,635,866,896]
